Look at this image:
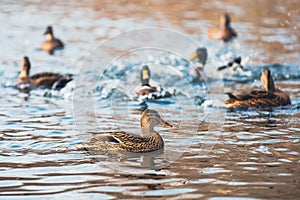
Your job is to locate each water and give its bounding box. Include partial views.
[1,0,300,199]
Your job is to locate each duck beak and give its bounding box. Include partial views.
[160,120,173,127]
[189,52,198,61]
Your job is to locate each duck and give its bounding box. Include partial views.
[225,68,291,108]
[207,13,237,42]
[189,47,208,69]
[189,47,207,82]
[84,109,173,153]
[135,65,173,101]
[190,48,243,71]
[40,26,64,55]
[189,48,249,81]
[217,57,243,71]
[17,56,72,90]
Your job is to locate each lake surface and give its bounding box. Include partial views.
[0,0,299,199]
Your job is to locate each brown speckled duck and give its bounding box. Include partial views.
[40,26,64,55]
[207,13,237,42]
[84,109,173,153]
[225,68,291,108]
[17,56,72,90]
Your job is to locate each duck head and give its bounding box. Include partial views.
[190,47,207,68]
[20,56,30,78]
[44,26,53,35]
[141,109,172,132]
[220,13,231,28]
[43,26,54,40]
[141,65,151,86]
[261,68,275,92]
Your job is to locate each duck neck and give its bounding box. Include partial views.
[267,76,276,92]
[196,62,204,70]
[262,72,276,92]
[46,33,54,40]
[141,125,155,137]
[220,20,230,30]
[141,79,150,87]
[19,68,29,78]
[220,23,229,30]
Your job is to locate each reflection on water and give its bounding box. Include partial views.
[0,0,300,199]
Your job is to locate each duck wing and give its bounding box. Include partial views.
[30,72,63,80]
[217,65,228,71]
[30,72,72,89]
[225,89,290,108]
[136,85,160,96]
[90,132,151,152]
[51,75,73,90]
[226,91,255,100]
[97,132,148,144]
[54,38,64,49]
[226,90,274,100]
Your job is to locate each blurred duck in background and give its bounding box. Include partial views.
[189,48,249,81]
[40,26,64,55]
[135,65,173,101]
[189,47,208,70]
[225,68,291,108]
[17,56,72,90]
[207,13,237,42]
[217,57,243,71]
[189,47,207,82]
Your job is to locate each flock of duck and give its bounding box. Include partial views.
[16,13,291,153]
